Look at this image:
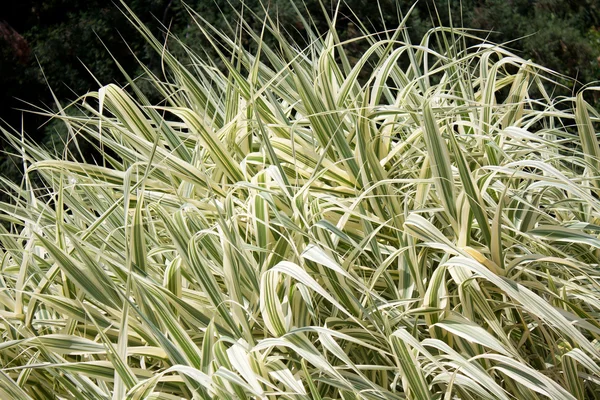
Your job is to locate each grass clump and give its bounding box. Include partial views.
[1,2,600,399]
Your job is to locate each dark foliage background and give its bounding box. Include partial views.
[1,0,599,183]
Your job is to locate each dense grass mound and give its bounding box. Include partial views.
[1,3,600,399]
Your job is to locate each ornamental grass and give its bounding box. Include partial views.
[1,2,599,399]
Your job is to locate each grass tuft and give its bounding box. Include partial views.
[1,2,599,399]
